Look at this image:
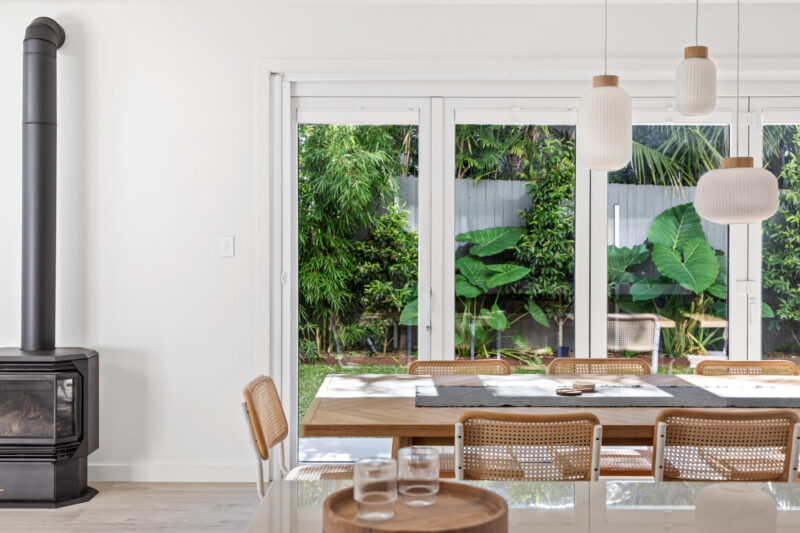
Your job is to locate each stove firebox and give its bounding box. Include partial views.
[0,17,99,508]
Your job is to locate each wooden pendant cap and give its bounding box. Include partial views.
[684,46,709,59]
[592,74,619,88]
[721,156,754,169]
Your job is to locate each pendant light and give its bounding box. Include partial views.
[694,0,778,224]
[676,0,717,116]
[577,0,632,171]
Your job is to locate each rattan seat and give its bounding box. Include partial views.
[695,360,800,376]
[599,447,653,477]
[455,411,602,481]
[653,408,800,482]
[284,464,354,481]
[243,375,353,498]
[407,359,512,376]
[547,357,651,375]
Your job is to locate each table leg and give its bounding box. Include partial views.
[391,437,412,459]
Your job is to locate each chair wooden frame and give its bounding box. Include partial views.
[454,411,602,482]
[243,375,352,498]
[547,357,651,375]
[408,359,512,376]
[694,360,800,376]
[653,408,800,483]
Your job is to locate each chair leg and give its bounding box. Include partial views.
[242,402,266,499]
[788,423,800,484]
[454,423,464,481]
[654,422,667,482]
[591,425,602,482]
[652,323,661,374]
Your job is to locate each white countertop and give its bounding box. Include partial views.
[246,479,800,532]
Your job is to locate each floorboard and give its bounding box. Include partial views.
[0,482,259,532]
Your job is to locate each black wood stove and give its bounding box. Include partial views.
[0,18,99,507]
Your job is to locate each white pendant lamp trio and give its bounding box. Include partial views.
[577,0,778,225]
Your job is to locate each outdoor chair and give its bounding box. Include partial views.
[695,360,800,376]
[454,411,602,481]
[653,408,800,482]
[547,357,651,375]
[607,313,661,372]
[242,375,352,499]
[407,359,512,376]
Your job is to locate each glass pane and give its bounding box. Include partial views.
[762,124,800,358]
[0,377,55,438]
[608,125,729,366]
[297,123,419,462]
[454,125,576,369]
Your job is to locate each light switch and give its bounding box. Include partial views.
[219,235,235,257]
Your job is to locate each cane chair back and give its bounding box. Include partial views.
[242,375,352,498]
[653,408,800,482]
[547,357,651,375]
[607,313,659,352]
[408,359,512,376]
[695,360,800,376]
[455,411,602,482]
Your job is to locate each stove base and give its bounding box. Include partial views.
[0,486,98,508]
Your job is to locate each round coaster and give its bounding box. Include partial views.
[556,388,583,396]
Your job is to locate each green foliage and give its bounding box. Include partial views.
[456,227,527,257]
[298,124,418,356]
[609,125,728,188]
[514,129,576,347]
[609,202,725,356]
[763,125,800,350]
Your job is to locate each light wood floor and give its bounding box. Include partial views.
[0,482,259,532]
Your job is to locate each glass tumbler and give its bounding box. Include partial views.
[398,446,439,506]
[354,457,397,520]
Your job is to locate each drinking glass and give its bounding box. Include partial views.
[354,457,397,520]
[398,446,439,506]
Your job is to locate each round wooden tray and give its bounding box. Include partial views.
[322,480,508,533]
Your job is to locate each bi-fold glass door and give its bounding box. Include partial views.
[282,90,754,469]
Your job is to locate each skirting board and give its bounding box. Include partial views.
[89,463,255,482]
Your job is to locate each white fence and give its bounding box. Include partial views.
[397,177,728,253]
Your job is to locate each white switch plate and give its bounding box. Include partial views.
[219,235,235,257]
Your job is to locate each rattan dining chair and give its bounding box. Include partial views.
[547,356,653,477]
[242,375,352,498]
[547,357,651,375]
[695,360,800,376]
[407,359,513,376]
[653,408,800,482]
[454,411,602,481]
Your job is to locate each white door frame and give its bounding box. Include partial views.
[748,97,800,360]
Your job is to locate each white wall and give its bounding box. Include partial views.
[0,1,798,482]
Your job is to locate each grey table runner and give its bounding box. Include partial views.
[415,384,800,408]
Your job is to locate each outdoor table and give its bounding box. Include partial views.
[301,373,800,455]
[246,479,800,532]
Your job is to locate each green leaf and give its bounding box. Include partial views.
[608,244,649,284]
[398,299,418,326]
[455,274,481,299]
[481,304,508,331]
[762,302,775,319]
[706,284,727,299]
[652,238,719,294]
[456,226,526,257]
[485,263,532,289]
[455,256,491,291]
[630,277,669,301]
[647,203,706,250]
[525,300,550,328]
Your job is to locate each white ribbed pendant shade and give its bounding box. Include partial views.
[695,157,779,224]
[577,75,632,171]
[676,46,717,116]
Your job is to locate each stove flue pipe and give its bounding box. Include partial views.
[21,18,64,351]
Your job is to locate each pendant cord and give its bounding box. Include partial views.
[735,0,740,157]
[604,0,608,74]
[695,0,699,46]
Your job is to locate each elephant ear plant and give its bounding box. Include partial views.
[400,226,547,361]
[609,203,725,356]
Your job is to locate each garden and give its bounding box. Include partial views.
[296,120,800,402]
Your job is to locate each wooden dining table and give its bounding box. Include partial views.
[301,372,800,456]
